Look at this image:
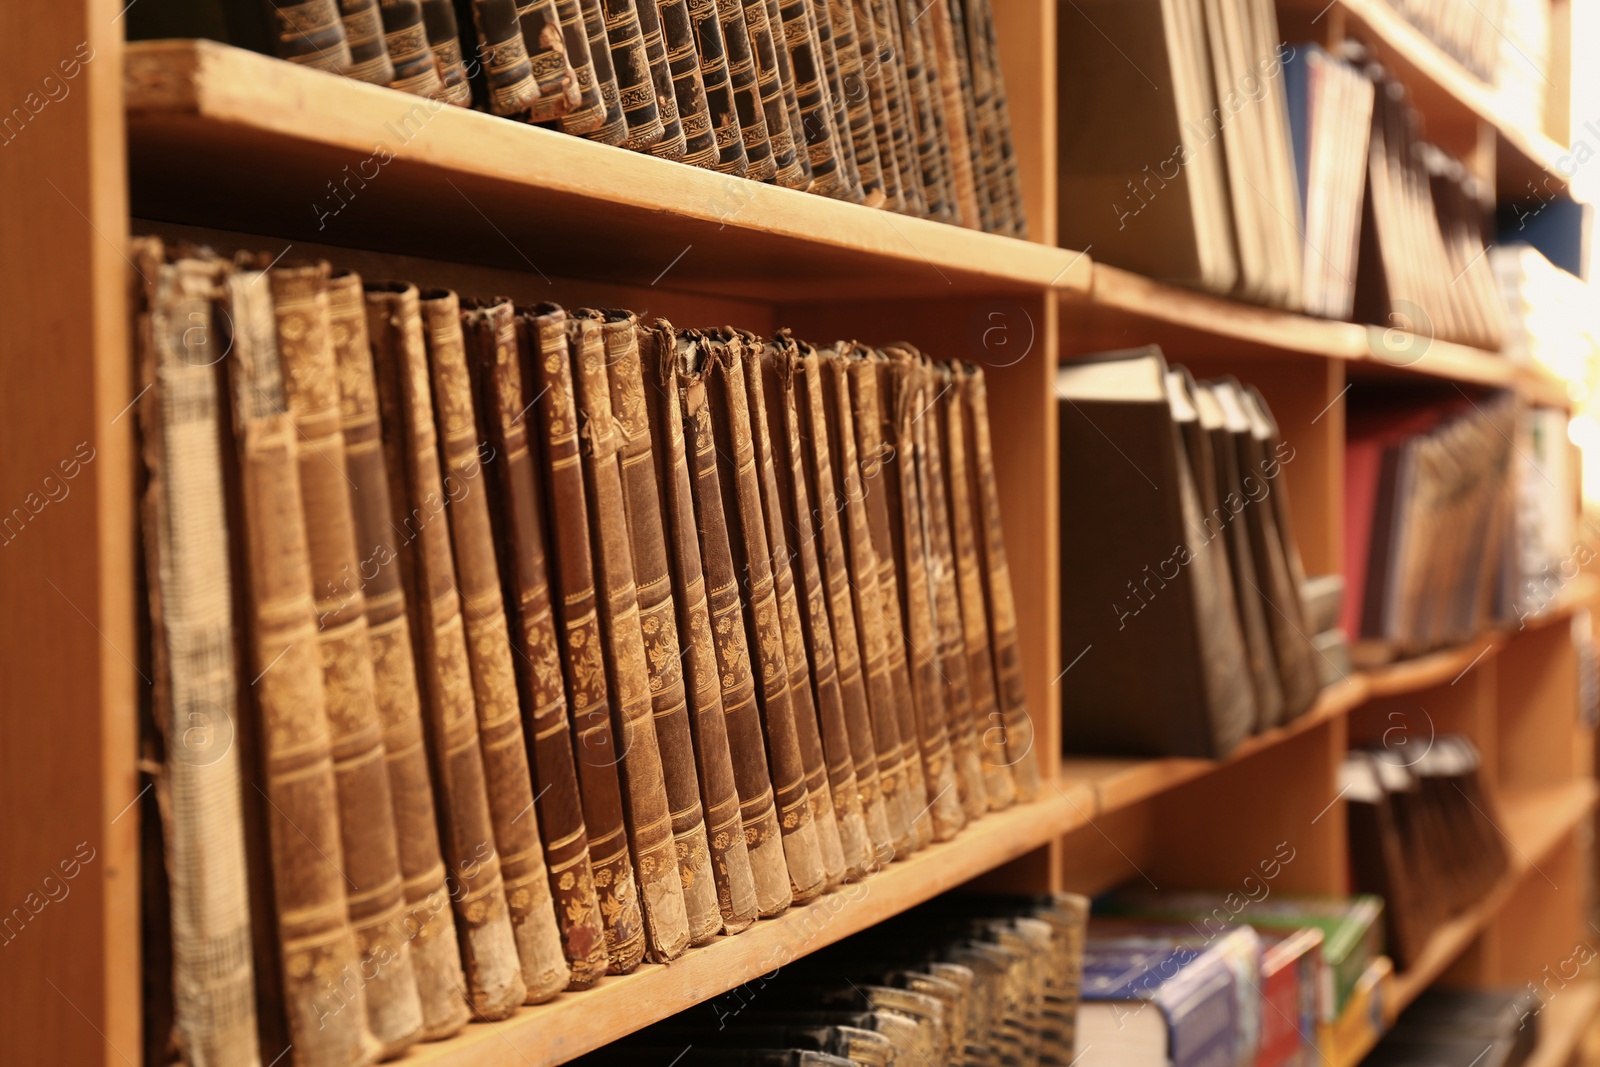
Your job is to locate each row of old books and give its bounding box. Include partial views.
[1366,987,1542,1067]
[214,0,1025,234]
[132,235,1038,1067]
[1055,347,1328,759]
[1378,0,1503,84]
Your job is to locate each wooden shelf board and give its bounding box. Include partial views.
[396,792,1087,1067]
[1523,981,1600,1067]
[1361,637,1507,698]
[123,40,1091,303]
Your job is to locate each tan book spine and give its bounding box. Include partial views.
[225,268,378,1067]
[551,0,608,133]
[266,0,354,71]
[418,291,569,1003]
[641,323,767,930]
[846,0,902,212]
[460,303,609,990]
[715,0,775,180]
[524,305,647,973]
[923,0,980,226]
[592,309,721,945]
[327,272,471,1038]
[420,0,474,105]
[774,0,850,198]
[364,282,525,1020]
[959,364,1037,798]
[571,0,631,143]
[270,262,423,1056]
[819,0,885,205]
[808,0,865,199]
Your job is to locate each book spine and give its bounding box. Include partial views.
[807,0,866,201]
[550,0,608,132]
[874,0,927,216]
[893,0,950,222]
[978,0,1024,236]
[846,0,902,211]
[460,304,609,990]
[421,0,474,104]
[327,272,471,1039]
[640,323,765,931]
[594,310,722,945]
[136,246,261,1067]
[714,0,774,179]
[364,283,526,1020]
[657,0,718,167]
[634,0,688,159]
[525,305,648,973]
[603,0,667,149]
[264,0,354,71]
[379,0,446,97]
[923,0,979,225]
[338,0,397,82]
[225,269,378,1066]
[819,0,884,205]
[470,0,537,115]
[774,0,847,196]
[515,0,579,119]
[953,0,1000,231]
[739,0,806,186]
[564,0,630,143]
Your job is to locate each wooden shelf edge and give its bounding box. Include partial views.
[1523,981,1600,1067]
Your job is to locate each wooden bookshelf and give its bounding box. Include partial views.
[1524,982,1600,1067]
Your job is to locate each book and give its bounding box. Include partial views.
[514,0,579,120]
[570,0,630,143]
[262,0,353,71]
[774,0,850,198]
[380,0,445,98]
[631,0,686,158]
[714,0,774,180]
[420,0,472,104]
[656,0,719,167]
[336,0,394,83]
[550,0,608,133]
[601,0,666,150]
[688,0,749,175]
[738,0,806,186]
[1256,927,1322,1067]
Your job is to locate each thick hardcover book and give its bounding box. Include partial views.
[775,0,850,198]
[714,0,775,180]
[460,302,609,990]
[686,0,748,174]
[872,0,927,217]
[590,310,722,944]
[225,267,378,1065]
[135,244,261,1067]
[846,0,902,211]
[655,0,716,166]
[893,0,950,221]
[924,0,979,226]
[631,0,687,158]
[569,0,630,143]
[270,262,423,1056]
[515,0,580,120]
[421,0,473,103]
[469,0,538,114]
[640,322,769,928]
[1077,934,1244,1067]
[522,304,648,972]
[328,272,469,1039]
[550,0,607,133]
[738,0,806,186]
[365,282,526,1019]
[264,0,354,71]
[379,0,445,97]
[337,0,395,82]
[820,0,885,205]
[809,0,864,199]
[601,0,667,149]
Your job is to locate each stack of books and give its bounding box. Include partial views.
[132,236,1038,1066]
[1366,987,1541,1067]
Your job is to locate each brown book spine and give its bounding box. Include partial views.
[380,0,446,97]
[338,0,396,83]
[674,331,796,915]
[603,0,667,149]
[460,303,609,990]
[894,0,951,222]
[634,0,688,159]
[805,0,866,201]
[757,0,812,186]
[524,305,648,973]
[923,0,979,226]
[953,0,1001,231]
[328,272,472,1039]
[516,0,580,119]
[639,323,765,931]
[265,0,354,71]
[421,0,474,104]
[565,0,630,143]
[774,0,846,194]
[364,282,526,1020]
[550,0,608,133]
[591,310,721,944]
[976,0,1024,236]
[819,0,884,205]
[270,262,423,1057]
[959,364,1037,798]
[846,0,902,211]
[225,269,378,1066]
[657,0,717,167]
[689,0,749,175]
[936,360,1015,809]
[715,0,775,180]
[739,0,805,186]
[874,0,928,217]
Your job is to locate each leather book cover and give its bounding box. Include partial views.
[135,244,261,1066]
[809,0,865,199]
[820,0,885,205]
[338,0,396,82]
[379,0,446,98]
[758,0,812,186]
[685,0,748,175]
[738,0,806,187]
[923,0,979,226]
[846,0,902,211]
[939,0,985,229]
[420,291,570,1002]
[549,0,608,134]
[590,309,721,945]
[269,262,424,1056]
[914,0,960,223]
[601,0,667,150]
[978,0,1024,236]
[327,271,469,1039]
[864,349,964,839]
[264,0,354,71]
[715,0,776,180]
[365,282,526,1020]
[639,322,768,929]
[421,0,473,103]
[459,303,609,990]
[955,0,1002,231]
[566,315,692,962]
[871,0,928,217]
[959,364,1037,793]
[889,0,948,220]
[655,0,717,166]
[631,0,687,158]
[522,304,647,973]
[566,0,630,143]
[224,267,379,1065]
[774,0,850,198]
[736,331,854,885]
[515,0,581,120]
[936,364,1015,809]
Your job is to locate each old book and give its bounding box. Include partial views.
[846,0,901,211]
[923,0,978,225]
[135,243,260,1067]
[419,291,569,1002]
[713,0,774,179]
[566,0,630,143]
[775,0,849,197]
[602,0,667,150]
[327,271,469,1039]
[809,0,864,200]
[522,304,648,973]
[640,322,768,929]
[566,315,692,962]
[655,0,714,164]
[977,0,1023,235]
[739,0,806,186]
[421,0,473,103]
[264,0,353,71]
[956,0,1002,230]
[632,0,687,158]
[515,0,580,120]
[365,282,525,1020]
[820,0,884,205]
[460,302,609,990]
[225,267,378,1065]
[959,364,1037,794]
[871,0,926,217]
[591,309,722,944]
[270,262,423,1056]
[902,0,956,222]
[379,0,445,98]
[550,0,607,133]
[337,0,395,82]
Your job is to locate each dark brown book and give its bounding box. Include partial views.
[566,0,630,143]
[225,266,378,1064]
[421,0,473,103]
[516,0,581,120]
[551,0,608,133]
[460,301,610,991]
[657,0,718,167]
[739,0,805,186]
[809,0,865,199]
[640,322,767,929]
[365,282,526,1020]
[591,309,721,944]
[338,0,396,82]
[264,0,354,71]
[713,0,774,179]
[327,271,471,1038]
[269,262,423,1057]
[523,304,648,973]
[846,0,902,211]
[602,0,667,150]
[380,0,446,97]
[819,0,884,205]
[775,0,849,197]
[633,0,688,158]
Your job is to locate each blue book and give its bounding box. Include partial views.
[1281,43,1317,222]
[1077,932,1246,1067]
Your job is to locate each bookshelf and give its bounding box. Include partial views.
[1,0,1591,1064]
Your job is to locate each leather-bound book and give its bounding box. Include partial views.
[959,364,1036,794]
[895,0,953,222]
[817,348,923,856]
[225,267,378,1066]
[738,0,805,186]
[979,0,1024,236]
[522,304,647,973]
[337,0,395,82]
[263,0,353,71]
[566,315,692,962]
[790,340,903,859]
[954,0,998,230]
[419,291,569,1002]
[924,0,978,226]
[846,0,901,211]
[936,364,1015,809]
[550,0,607,133]
[868,0,926,217]
[564,0,630,143]
[774,0,848,197]
[590,309,721,944]
[269,262,423,1057]
[632,0,687,158]
[713,0,774,180]
[865,349,964,840]
[421,0,473,103]
[820,0,885,205]
[809,0,864,199]
[460,303,609,990]
[134,244,261,1067]
[327,272,469,1039]
[657,0,718,168]
[756,335,878,878]
[515,0,580,120]
[364,282,525,1020]
[469,0,542,114]
[639,322,767,929]
[379,0,446,97]
[601,0,667,150]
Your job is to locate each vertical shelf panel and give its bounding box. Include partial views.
[1498,622,1582,790]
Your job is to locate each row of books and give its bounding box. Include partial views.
[133,237,1038,1066]
[1367,987,1542,1067]
[219,0,1025,234]
[1378,0,1502,83]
